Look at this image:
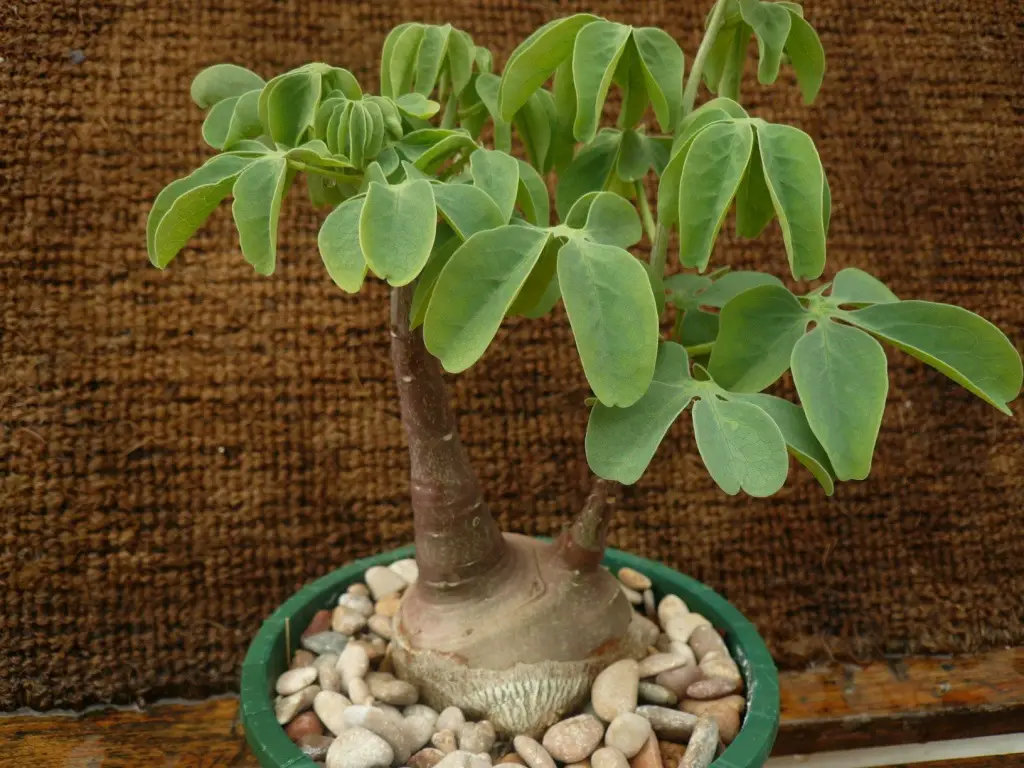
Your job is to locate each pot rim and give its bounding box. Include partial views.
[240,544,779,767]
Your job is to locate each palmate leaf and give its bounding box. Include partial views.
[792,320,889,481]
[359,180,436,286]
[191,63,265,108]
[231,154,292,275]
[738,0,792,84]
[572,20,632,143]
[318,195,368,293]
[667,270,782,351]
[424,225,551,372]
[558,237,659,407]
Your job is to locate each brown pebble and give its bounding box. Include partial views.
[410,748,447,768]
[303,609,332,638]
[432,729,458,753]
[628,736,662,768]
[369,613,393,639]
[699,653,743,688]
[375,593,402,618]
[499,754,526,765]
[617,567,652,591]
[347,583,371,597]
[286,710,324,740]
[542,714,605,763]
[680,700,742,744]
[291,650,316,669]
[655,741,684,766]
[643,590,656,621]
[686,625,727,662]
[686,676,739,700]
[297,733,334,761]
[654,665,702,698]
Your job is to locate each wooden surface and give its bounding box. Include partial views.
[1,650,1021,767]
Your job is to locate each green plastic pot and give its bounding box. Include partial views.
[240,545,779,768]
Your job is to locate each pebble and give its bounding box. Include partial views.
[698,652,743,687]
[343,704,415,764]
[298,733,335,761]
[591,747,629,768]
[376,593,403,618]
[314,690,352,735]
[303,631,350,656]
[314,653,340,670]
[565,762,591,768]
[432,729,458,753]
[604,713,651,759]
[663,614,711,645]
[631,616,661,650]
[348,582,371,597]
[286,710,325,740]
[365,566,408,599]
[334,606,370,635]
[626,736,661,768]
[339,643,371,686]
[653,636,695,666]
[656,595,688,626]
[591,660,639,722]
[276,685,321,725]
[292,649,316,669]
[513,735,556,768]
[389,558,420,585]
[458,721,496,754]
[634,707,697,743]
[686,625,727,662]
[499,754,526,765]
[278,666,319,695]
[369,613,394,639]
[679,715,718,768]
[326,726,394,768]
[620,584,644,605]
[470,754,492,768]
[436,706,466,733]
[617,568,652,591]
[642,590,656,621]
[368,672,419,705]
[339,593,376,617]
[304,609,334,638]
[680,699,741,744]
[410,748,447,768]
[683,694,746,716]
[405,704,440,728]
[319,662,344,693]
[406,715,436,752]
[636,654,688,679]
[542,715,604,763]
[686,676,739,700]
[435,752,473,768]
[653,665,702,698]
[349,677,374,705]
[637,682,677,707]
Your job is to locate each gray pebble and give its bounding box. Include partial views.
[654,665,703,698]
[68,49,86,65]
[368,672,419,706]
[326,726,394,768]
[634,706,698,743]
[303,631,350,655]
[679,715,718,768]
[637,682,677,707]
[512,735,555,768]
[458,720,496,754]
[643,590,656,620]
[436,706,466,733]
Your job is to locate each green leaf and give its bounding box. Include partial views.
[410,231,461,329]
[718,24,751,101]
[346,101,368,168]
[678,120,754,271]
[550,57,578,171]
[387,23,426,97]
[191,63,265,108]
[498,14,600,122]
[201,96,239,149]
[735,133,775,238]
[231,154,291,275]
[828,268,898,306]
[424,225,551,371]
[380,23,415,99]
[577,191,643,248]
[558,237,659,406]
[822,169,832,236]
[846,301,1023,415]
[394,92,440,120]
[515,159,550,226]
[508,237,560,316]
[448,30,475,97]
[318,195,367,292]
[698,270,784,307]
[616,129,652,182]
[361,101,386,160]
[615,41,650,131]
[657,115,735,226]
[631,27,685,132]
[359,180,436,286]
[784,9,826,103]
[586,342,699,484]
[432,183,505,240]
[738,0,792,84]
[555,130,621,219]
[377,146,400,176]
[572,20,632,143]
[692,396,789,496]
[148,154,254,268]
[414,24,451,96]
[471,149,519,222]
[708,284,809,391]
[261,69,321,148]
[397,129,477,173]
[755,121,826,279]
[730,392,835,494]
[324,67,362,100]
[792,321,888,481]
[515,90,553,171]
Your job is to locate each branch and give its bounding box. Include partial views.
[554,476,620,571]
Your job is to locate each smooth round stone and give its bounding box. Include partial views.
[698,654,743,687]
[339,593,376,617]
[458,721,496,754]
[410,748,446,768]
[339,643,371,685]
[286,710,325,740]
[653,636,695,666]
[432,729,458,754]
[333,606,369,636]
[369,614,394,639]
[376,593,403,618]
[627,736,662,768]
[679,714,718,767]
[682,694,746,716]
[620,584,644,605]
[389,559,419,585]
[680,699,742,744]
[319,663,344,693]
[631,615,661,650]
[542,715,605,763]
[663,614,711,645]
[654,665,702,698]
[436,707,466,733]
[686,676,740,700]
[565,761,590,768]
[303,609,333,639]
[603,713,651,759]
[406,715,436,752]
[314,653,340,670]
[687,625,727,662]
[368,673,419,706]
[435,752,473,768]
[469,754,491,768]
[617,568,652,591]
[643,590,656,621]
[499,755,526,765]
[278,666,319,696]
[276,685,321,725]
[292,649,316,669]
[326,726,394,768]
[314,690,352,735]
[512,735,555,768]
[637,653,688,679]
[348,583,371,597]
[591,747,628,768]
[298,733,335,761]
[405,704,439,728]
[637,682,677,707]
[375,703,404,718]
[591,660,639,722]
[656,595,688,626]
[634,706,698,743]
[303,631,350,656]
[343,704,415,765]
[349,677,373,705]
[365,566,408,600]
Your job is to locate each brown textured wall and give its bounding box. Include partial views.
[1,0,1022,710]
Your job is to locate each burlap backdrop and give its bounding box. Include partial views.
[1,0,1021,711]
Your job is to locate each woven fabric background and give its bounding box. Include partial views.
[1,0,1022,711]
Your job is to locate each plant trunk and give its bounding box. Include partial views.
[389,286,653,736]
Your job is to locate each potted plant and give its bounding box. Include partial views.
[146,1,1023,766]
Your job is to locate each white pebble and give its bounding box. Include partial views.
[643,589,656,620]
[432,729,458,753]
[276,684,320,725]
[435,751,473,768]
[277,666,319,696]
[333,606,369,635]
[326,725,394,768]
[436,706,466,733]
[604,712,651,758]
[319,663,344,693]
[458,720,495,753]
[513,735,555,768]
[405,714,436,752]
[617,567,652,591]
[349,677,374,705]
[314,690,352,735]
[369,613,394,639]
[339,642,371,688]
[542,714,604,763]
[365,565,408,600]
[389,558,419,585]
[657,594,689,626]
[590,659,639,722]
[374,702,404,718]
[405,704,439,728]
[591,746,629,768]
[664,614,711,645]
[314,653,340,670]
[339,593,376,617]
[637,653,688,679]
[469,755,491,768]
[343,704,415,765]
[620,584,643,605]
[368,672,419,706]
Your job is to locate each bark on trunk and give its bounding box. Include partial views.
[554,477,619,571]
[389,285,507,590]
